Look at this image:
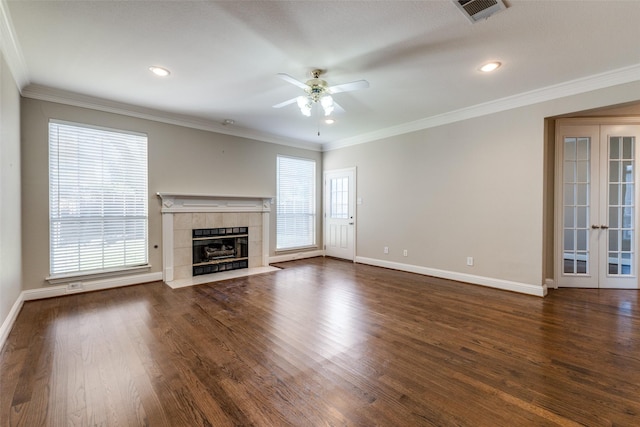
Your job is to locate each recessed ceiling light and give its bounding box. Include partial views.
[479,61,501,73]
[149,66,170,77]
[325,118,335,125]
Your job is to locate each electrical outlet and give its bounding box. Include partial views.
[403,249,408,257]
[466,257,474,266]
[384,246,389,254]
[67,282,83,292]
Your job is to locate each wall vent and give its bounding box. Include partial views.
[454,0,507,23]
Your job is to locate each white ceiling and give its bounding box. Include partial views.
[3,0,640,150]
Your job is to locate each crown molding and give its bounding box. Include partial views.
[5,0,638,155]
[0,0,29,88]
[323,63,640,151]
[22,84,323,152]
[4,2,318,151]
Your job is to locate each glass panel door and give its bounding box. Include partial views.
[600,126,638,288]
[556,123,639,289]
[557,125,599,288]
[562,136,591,275]
[324,168,356,261]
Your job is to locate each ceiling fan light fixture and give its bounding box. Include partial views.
[479,61,501,72]
[297,96,312,116]
[320,95,334,116]
[149,66,170,77]
[274,69,369,121]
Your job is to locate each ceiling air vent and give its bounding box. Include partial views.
[454,0,507,23]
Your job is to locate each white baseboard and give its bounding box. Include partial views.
[21,272,163,301]
[0,292,25,352]
[269,249,324,264]
[355,256,547,297]
[545,278,557,290]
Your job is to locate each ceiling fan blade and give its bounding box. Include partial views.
[272,97,299,109]
[328,79,370,94]
[277,73,309,90]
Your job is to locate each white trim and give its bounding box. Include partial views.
[0,0,29,89]
[157,193,273,214]
[22,272,163,301]
[14,66,640,154]
[261,212,270,267]
[0,292,24,351]
[21,84,323,152]
[545,278,557,290]
[557,117,640,126]
[355,256,547,297]
[324,63,640,151]
[46,264,152,284]
[269,250,324,264]
[3,0,636,153]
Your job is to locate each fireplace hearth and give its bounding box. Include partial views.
[192,227,248,276]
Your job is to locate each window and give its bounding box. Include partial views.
[276,155,316,250]
[49,120,148,276]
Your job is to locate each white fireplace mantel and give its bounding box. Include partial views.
[158,193,273,213]
[157,193,275,287]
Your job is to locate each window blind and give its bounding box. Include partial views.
[49,121,148,276]
[276,155,316,250]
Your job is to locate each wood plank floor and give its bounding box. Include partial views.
[1,257,639,426]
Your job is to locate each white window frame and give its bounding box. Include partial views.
[48,120,149,278]
[276,155,317,251]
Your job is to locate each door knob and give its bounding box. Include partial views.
[600,225,609,229]
[591,224,600,229]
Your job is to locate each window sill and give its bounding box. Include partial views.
[46,264,152,285]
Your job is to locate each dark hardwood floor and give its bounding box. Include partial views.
[1,257,639,426]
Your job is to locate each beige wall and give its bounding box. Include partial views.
[325,106,545,286]
[0,51,22,331]
[324,81,640,290]
[20,98,322,290]
[14,78,640,296]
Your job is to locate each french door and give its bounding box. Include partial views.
[556,122,640,288]
[324,168,356,261]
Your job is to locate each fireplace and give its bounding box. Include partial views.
[192,227,248,276]
[157,193,275,288]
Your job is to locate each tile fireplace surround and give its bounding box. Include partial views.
[157,193,278,288]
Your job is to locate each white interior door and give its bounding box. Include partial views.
[556,122,639,288]
[599,125,639,288]
[324,168,356,261]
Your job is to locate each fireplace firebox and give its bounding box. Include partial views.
[192,227,248,276]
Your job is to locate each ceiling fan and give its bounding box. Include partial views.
[273,69,369,117]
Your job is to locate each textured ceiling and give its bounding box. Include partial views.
[4,0,640,149]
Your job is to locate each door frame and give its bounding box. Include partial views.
[323,167,357,261]
[554,117,640,288]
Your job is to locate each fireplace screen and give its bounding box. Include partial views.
[192,227,248,276]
